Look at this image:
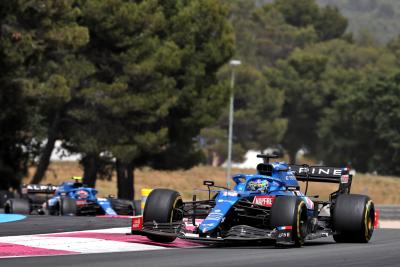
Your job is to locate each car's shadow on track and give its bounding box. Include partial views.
[195,239,334,249]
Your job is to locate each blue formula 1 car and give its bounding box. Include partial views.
[4,177,135,216]
[132,154,376,246]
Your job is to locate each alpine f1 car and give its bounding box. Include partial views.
[4,177,135,216]
[131,154,376,246]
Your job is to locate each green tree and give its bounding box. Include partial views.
[275,0,320,27]
[318,73,400,175]
[266,39,397,163]
[0,21,31,190]
[201,65,286,166]
[204,0,347,167]
[6,0,92,184]
[387,36,400,66]
[318,0,400,44]
[228,66,286,152]
[273,0,348,42]
[314,5,348,41]
[202,0,317,166]
[0,1,88,189]
[72,0,234,199]
[266,52,329,162]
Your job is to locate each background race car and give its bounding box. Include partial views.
[4,177,135,216]
[132,154,376,246]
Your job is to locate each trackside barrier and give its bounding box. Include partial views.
[375,205,400,229]
[141,188,153,214]
[376,205,400,220]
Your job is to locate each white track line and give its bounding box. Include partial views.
[0,227,167,255]
[0,235,167,254]
[42,227,132,235]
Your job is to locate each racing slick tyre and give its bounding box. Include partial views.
[109,198,135,215]
[60,197,77,216]
[143,189,183,243]
[332,194,374,243]
[270,196,308,247]
[4,198,30,214]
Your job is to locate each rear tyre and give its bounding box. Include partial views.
[4,198,30,215]
[332,194,374,243]
[143,189,183,243]
[270,196,308,247]
[60,197,77,216]
[109,198,135,215]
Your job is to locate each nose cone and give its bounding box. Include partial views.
[198,192,239,234]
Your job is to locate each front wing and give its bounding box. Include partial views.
[130,217,301,245]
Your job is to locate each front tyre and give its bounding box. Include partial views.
[143,189,183,243]
[332,194,375,243]
[108,198,135,215]
[60,197,77,216]
[270,196,308,247]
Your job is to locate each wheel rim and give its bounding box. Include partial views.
[170,196,183,222]
[364,200,374,241]
[296,201,307,244]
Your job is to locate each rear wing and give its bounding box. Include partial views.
[21,184,58,194]
[288,165,352,195]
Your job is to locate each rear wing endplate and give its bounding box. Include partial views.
[21,184,58,194]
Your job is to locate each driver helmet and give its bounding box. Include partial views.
[248,179,269,192]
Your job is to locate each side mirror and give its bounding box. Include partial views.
[203,180,214,187]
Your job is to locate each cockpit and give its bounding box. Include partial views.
[246,178,269,192]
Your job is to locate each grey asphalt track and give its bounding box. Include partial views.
[0,215,399,267]
[0,215,131,236]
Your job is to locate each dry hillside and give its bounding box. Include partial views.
[24,161,400,204]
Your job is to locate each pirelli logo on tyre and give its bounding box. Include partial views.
[253,196,276,207]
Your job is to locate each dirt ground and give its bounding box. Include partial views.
[23,161,400,204]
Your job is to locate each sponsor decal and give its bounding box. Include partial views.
[184,233,200,238]
[26,184,58,191]
[217,199,236,204]
[340,174,349,184]
[311,168,341,176]
[252,196,275,207]
[206,214,223,221]
[278,232,291,238]
[201,223,216,227]
[97,198,107,203]
[285,175,296,180]
[76,200,87,206]
[222,191,238,197]
[131,216,143,231]
[76,190,88,199]
[277,226,293,230]
[293,166,342,177]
